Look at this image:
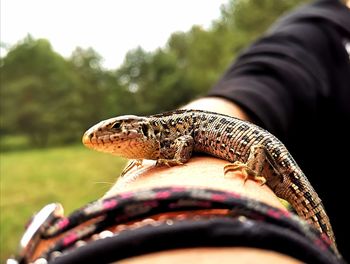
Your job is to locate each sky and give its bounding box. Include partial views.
[1,0,228,69]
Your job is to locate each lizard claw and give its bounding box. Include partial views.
[224,161,266,185]
[224,161,248,175]
[121,159,143,176]
[254,175,267,185]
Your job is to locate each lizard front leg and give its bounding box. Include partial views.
[121,159,143,176]
[157,135,194,166]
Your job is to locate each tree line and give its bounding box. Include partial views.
[0,0,309,148]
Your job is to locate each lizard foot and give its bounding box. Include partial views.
[156,159,184,167]
[121,159,143,176]
[224,161,266,185]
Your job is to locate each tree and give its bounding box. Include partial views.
[1,36,81,146]
[69,47,117,127]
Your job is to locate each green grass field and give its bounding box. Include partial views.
[0,144,127,262]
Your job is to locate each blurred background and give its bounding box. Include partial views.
[0,0,310,261]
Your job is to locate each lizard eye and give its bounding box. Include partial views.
[111,122,122,130]
[141,123,149,136]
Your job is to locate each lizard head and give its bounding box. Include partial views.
[82,115,160,159]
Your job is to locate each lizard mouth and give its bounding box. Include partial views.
[82,130,144,149]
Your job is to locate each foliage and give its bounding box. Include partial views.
[1,36,82,146]
[0,0,310,147]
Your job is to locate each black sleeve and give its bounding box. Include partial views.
[208,0,350,141]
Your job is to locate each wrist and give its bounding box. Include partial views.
[104,156,286,210]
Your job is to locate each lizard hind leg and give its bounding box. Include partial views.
[224,145,269,185]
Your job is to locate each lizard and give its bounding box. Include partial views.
[82,109,337,252]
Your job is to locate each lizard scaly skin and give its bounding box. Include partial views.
[82,109,337,252]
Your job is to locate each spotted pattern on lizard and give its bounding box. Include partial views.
[82,109,337,253]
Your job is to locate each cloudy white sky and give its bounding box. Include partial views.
[1,0,228,69]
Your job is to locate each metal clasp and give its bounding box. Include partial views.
[7,203,64,264]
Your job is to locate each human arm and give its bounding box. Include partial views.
[105,157,300,264]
